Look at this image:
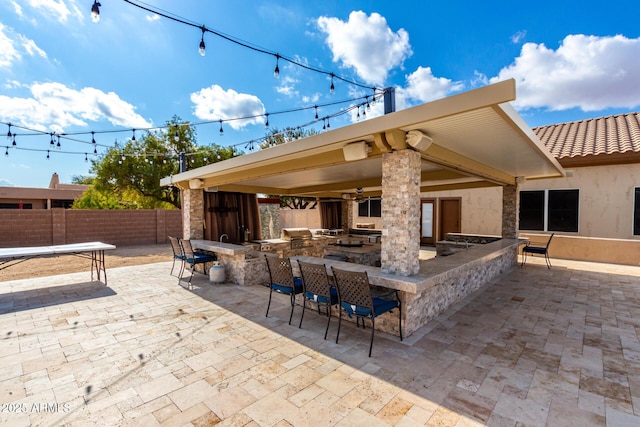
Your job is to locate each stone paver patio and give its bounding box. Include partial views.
[2,256,640,426]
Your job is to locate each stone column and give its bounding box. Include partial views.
[340,200,353,233]
[502,184,519,239]
[182,189,204,239]
[381,149,421,276]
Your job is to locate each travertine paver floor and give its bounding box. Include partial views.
[2,257,640,426]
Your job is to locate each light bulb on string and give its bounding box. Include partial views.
[314,105,318,120]
[198,26,206,56]
[94,146,98,155]
[273,54,280,78]
[85,153,88,162]
[12,135,16,146]
[219,120,224,136]
[131,129,136,142]
[91,131,96,145]
[362,105,366,118]
[56,135,61,149]
[4,147,8,157]
[174,130,179,142]
[327,118,331,128]
[329,73,335,93]
[50,133,55,148]
[6,123,11,140]
[265,113,269,128]
[46,150,50,160]
[91,1,101,23]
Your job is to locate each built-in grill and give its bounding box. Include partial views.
[281,228,313,249]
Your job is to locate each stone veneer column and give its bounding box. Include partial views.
[381,149,421,276]
[502,184,519,238]
[340,200,353,233]
[182,189,204,239]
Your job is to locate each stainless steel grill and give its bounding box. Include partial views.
[281,228,313,250]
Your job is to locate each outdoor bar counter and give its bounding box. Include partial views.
[192,238,522,337]
[294,238,522,337]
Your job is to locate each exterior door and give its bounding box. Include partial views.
[439,198,461,241]
[420,199,435,245]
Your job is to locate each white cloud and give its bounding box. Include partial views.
[275,76,300,97]
[0,23,21,68]
[511,30,527,44]
[399,66,465,104]
[11,1,24,16]
[317,11,412,86]
[28,0,83,24]
[0,179,16,187]
[146,14,160,22]
[0,82,152,132]
[491,34,640,111]
[19,35,47,59]
[190,85,266,130]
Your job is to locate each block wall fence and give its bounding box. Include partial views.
[0,209,182,248]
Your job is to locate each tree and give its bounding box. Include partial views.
[75,116,237,209]
[260,127,319,210]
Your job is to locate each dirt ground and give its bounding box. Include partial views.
[0,244,173,282]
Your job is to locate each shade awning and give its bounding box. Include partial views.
[161,79,564,198]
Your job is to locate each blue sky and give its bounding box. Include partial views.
[1,0,639,188]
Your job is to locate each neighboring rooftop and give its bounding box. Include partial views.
[534,112,640,166]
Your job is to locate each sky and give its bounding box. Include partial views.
[0,0,639,188]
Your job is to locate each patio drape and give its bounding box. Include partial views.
[204,192,262,242]
[319,201,342,230]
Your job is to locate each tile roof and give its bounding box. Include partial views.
[533,112,640,159]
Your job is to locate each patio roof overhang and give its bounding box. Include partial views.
[160,79,565,199]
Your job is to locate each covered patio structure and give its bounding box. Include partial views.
[161,79,563,275]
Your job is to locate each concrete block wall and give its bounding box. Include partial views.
[0,209,182,247]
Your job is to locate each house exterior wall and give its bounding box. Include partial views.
[0,209,182,247]
[520,164,640,239]
[420,187,504,237]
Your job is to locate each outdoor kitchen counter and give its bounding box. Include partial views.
[191,240,253,256]
[293,238,523,337]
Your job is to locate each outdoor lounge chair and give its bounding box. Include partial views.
[297,260,339,339]
[178,239,216,288]
[521,233,554,269]
[264,255,303,325]
[169,236,185,277]
[331,267,402,357]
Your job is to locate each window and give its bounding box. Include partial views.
[519,189,579,232]
[634,188,640,235]
[357,199,381,217]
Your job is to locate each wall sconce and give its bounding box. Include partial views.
[189,178,204,189]
[343,141,371,161]
[405,130,433,151]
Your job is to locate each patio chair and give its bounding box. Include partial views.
[264,255,303,325]
[521,233,554,269]
[331,267,402,357]
[178,239,216,288]
[297,260,339,339]
[169,236,185,277]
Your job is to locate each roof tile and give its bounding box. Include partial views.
[533,112,640,159]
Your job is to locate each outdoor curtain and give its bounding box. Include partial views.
[204,192,262,242]
[319,201,342,230]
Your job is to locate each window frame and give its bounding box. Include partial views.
[357,198,382,218]
[519,188,579,233]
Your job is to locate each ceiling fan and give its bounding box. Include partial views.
[342,187,368,203]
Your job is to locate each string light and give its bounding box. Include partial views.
[50,133,55,148]
[131,129,136,141]
[198,26,206,56]
[91,1,101,23]
[264,113,269,128]
[12,135,16,146]
[330,73,335,94]
[4,147,8,157]
[0,92,384,164]
[274,54,280,78]
[6,123,11,140]
[219,120,224,136]
[110,0,379,95]
[46,150,50,160]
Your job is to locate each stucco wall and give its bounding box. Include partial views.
[520,164,640,239]
[420,187,503,236]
